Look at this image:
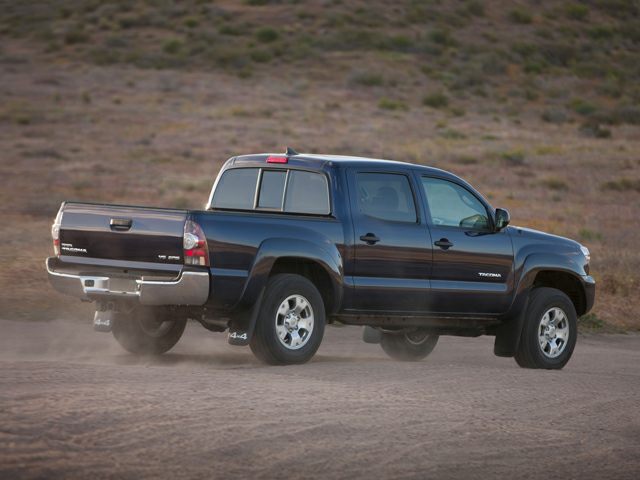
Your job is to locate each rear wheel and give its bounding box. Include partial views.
[250,274,325,365]
[112,306,186,355]
[380,330,439,361]
[515,287,577,369]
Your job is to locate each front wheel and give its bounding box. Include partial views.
[112,306,186,355]
[250,274,325,365]
[515,287,577,369]
[380,330,439,361]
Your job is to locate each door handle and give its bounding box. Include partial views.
[434,238,453,250]
[110,218,132,231]
[359,233,380,245]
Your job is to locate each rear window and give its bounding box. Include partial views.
[211,167,330,215]
[211,168,258,210]
[258,170,286,209]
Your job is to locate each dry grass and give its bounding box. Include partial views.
[0,1,639,329]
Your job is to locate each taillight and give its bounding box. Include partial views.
[51,206,63,256]
[183,220,209,266]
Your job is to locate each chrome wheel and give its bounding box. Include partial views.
[275,294,314,350]
[538,307,570,359]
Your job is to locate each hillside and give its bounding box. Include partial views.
[0,0,639,329]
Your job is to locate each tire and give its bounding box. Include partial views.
[250,274,325,365]
[515,287,577,370]
[112,306,186,355]
[380,330,439,361]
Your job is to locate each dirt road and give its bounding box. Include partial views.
[1,318,638,480]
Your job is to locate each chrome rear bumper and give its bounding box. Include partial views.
[46,257,209,306]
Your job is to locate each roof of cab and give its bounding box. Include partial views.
[228,152,451,177]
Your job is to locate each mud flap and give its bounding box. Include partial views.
[93,309,115,333]
[494,298,528,357]
[362,326,382,344]
[227,289,264,347]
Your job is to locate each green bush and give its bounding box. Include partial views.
[64,29,89,44]
[569,98,598,116]
[428,29,456,46]
[250,49,272,63]
[466,0,485,17]
[349,71,384,87]
[565,4,590,21]
[500,149,526,166]
[378,98,409,111]
[578,228,603,241]
[423,92,449,108]
[579,121,611,138]
[162,39,183,55]
[508,9,533,24]
[587,25,616,39]
[601,178,640,192]
[256,27,279,43]
[541,108,568,124]
[541,177,568,190]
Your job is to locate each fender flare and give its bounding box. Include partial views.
[494,253,586,357]
[227,238,343,346]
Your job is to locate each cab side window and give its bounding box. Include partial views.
[355,173,417,223]
[421,177,490,230]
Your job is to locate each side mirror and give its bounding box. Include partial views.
[494,208,510,231]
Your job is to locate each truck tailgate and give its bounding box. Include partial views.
[59,203,187,265]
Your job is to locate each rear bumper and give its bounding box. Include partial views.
[46,257,209,306]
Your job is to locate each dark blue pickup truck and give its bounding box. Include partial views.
[47,149,595,368]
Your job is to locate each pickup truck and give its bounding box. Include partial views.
[47,149,595,369]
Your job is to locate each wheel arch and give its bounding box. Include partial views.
[495,254,588,358]
[235,238,343,313]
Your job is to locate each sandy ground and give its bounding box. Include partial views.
[0,319,639,480]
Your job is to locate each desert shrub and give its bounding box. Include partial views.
[439,129,466,140]
[541,177,568,190]
[256,27,279,43]
[508,9,533,24]
[541,107,567,125]
[162,39,183,55]
[579,313,605,329]
[219,24,246,36]
[587,25,616,39]
[64,29,89,44]
[378,98,409,111]
[592,0,640,19]
[612,105,640,124]
[423,92,449,108]
[480,52,508,75]
[538,42,577,66]
[349,71,384,87]
[569,98,598,116]
[465,0,484,17]
[601,178,640,192]
[453,155,478,165]
[500,149,526,166]
[428,29,456,47]
[250,49,272,63]
[579,121,611,138]
[565,4,590,21]
[183,16,199,29]
[524,60,547,74]
[578,228,603,241]
[104,36,129,49]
